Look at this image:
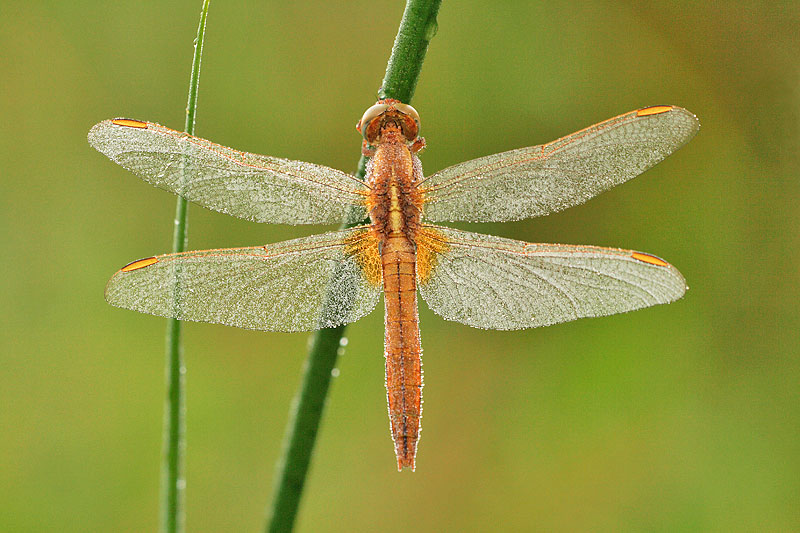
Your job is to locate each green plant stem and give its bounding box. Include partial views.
[378,0,442,102]
[161,2,210,533]
[265,1,441,532]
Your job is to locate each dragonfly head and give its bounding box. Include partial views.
[357,99,420,145]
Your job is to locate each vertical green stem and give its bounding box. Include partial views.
[265,1,441,532]
[161,2,210,533]
[378,0,442,102]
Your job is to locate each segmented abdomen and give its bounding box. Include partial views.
[382,234,422,471]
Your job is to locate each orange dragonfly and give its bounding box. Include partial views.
[89,101,698,471]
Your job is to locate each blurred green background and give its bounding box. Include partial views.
[2,1,798,531]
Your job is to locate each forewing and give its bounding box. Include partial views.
[421,106,699,222]
[105,227,382,332]
[88,119,368,225]
[417,226,686,330]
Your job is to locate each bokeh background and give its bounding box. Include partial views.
[2,1,798,531]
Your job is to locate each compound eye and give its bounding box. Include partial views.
[394,103,420,126]
[393,103,420,140]
[357,103,389,138]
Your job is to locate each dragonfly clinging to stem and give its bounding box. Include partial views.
[89,101,698,470]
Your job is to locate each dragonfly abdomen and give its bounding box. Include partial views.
[381,235,423,471]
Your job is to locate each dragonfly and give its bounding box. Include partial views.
[88,101,698,471]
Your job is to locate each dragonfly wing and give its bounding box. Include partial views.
[105,227,382,332]
[88,119,368,225]
[416,226,686,330]
[421,106,699,222]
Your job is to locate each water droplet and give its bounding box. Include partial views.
[339,337,349,347]
[331,368,340,378]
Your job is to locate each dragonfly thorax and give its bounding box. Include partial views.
[365,127,424,243]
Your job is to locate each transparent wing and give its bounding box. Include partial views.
[88,119,369,225]
[105,227,382,332]
[417,226,686,330]
[420,106,699,222]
